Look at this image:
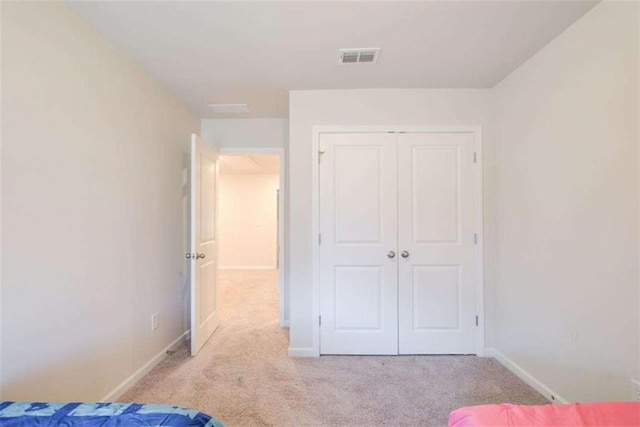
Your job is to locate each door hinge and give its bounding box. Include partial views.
[319,315,322,326]
[318,150,325,163]
[474,152,477,163]
[475,315,479,326]
[318,234,322,245]
[474,233,478,245]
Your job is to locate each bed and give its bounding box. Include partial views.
[449,402,640,427]
[0,402,224,426]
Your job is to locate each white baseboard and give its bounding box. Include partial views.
[485,347,568,404]
[219,266,277,271]
[100,330,189,402]
[288,347,318,357]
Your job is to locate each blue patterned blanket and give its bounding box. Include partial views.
[0,402,224,426]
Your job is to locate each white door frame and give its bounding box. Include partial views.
[311,126,484,357]
[218,147,288,328]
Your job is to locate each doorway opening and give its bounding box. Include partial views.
[217,150,286,328]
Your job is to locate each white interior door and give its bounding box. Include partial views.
[190,134,220,356]
[319,133,398,355]
[397,132,477,354]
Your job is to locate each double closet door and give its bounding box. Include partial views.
[319,131,478,355]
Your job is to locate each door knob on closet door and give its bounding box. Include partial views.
[196,253,206,259]
[387,251,396,259]
[401,250,410,258]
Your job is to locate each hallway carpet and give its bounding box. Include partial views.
[121,270,548,426]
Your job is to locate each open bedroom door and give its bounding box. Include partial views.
[189,133,220,356]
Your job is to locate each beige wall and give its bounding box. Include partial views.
[1,2,198,401]
[219,173,280,269]
[492,1,639,401]
[288,89,494,354]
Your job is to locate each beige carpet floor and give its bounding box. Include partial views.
[121,270,548,426]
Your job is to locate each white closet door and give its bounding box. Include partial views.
[397,132,477,354]
[319,133,398,355]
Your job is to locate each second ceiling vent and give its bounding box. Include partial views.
[339,48,381,64]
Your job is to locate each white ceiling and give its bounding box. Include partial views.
[67,1,598,118]
[219,154,280,174]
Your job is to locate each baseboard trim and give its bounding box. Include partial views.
[219,266,277,271]
[288,347,318,357]
[100,330,189,402]
[485,347,568,404]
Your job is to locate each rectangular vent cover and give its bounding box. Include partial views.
[339,48,380,64]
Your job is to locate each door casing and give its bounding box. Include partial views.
[310,126,484,358]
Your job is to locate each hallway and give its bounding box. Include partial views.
[122,270,547,426]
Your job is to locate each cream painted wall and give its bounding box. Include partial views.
[2,1,198,401]
[287,89,494,353]
[492,1,639,402]
[219,173,280,269]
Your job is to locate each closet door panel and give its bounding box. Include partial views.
[319,132,398,355]
[397,132,477,354]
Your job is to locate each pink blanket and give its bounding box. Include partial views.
[449,402,640,427]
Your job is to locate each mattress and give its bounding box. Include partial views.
[449,402,640,427]
[0,402,224,426]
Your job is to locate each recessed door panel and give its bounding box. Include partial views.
[319,133,398,355]
[199,259,217,324]
[200,157,217,242]
[335,266,382,330]
[413,146,459,244]
[334,146,382,244]
[413,265,460,330]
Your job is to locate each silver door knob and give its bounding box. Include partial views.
[401,250,409,258]
[387,251,396,258]
[196,253,206,259]
[186,253,194,259]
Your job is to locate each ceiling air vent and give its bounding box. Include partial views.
[339,48,380,64]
